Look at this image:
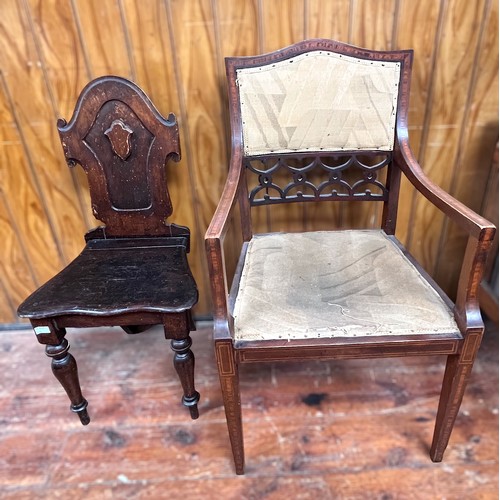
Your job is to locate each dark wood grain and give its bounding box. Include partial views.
[17,76,200,424]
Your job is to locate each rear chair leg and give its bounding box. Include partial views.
[215,339,245,474]
[431,331,483,461]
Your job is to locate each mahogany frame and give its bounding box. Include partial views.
[205,40,496,474]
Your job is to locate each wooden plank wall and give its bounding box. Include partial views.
[0,0,497,323]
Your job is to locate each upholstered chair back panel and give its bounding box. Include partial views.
[237,51,401,156]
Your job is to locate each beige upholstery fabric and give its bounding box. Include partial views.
[237,52,401,156]
[233,231,459,343]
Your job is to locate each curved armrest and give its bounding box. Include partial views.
[396,137,493,238]
[395,136,496,331]
[205,151,244,336]
[205,150,244,241]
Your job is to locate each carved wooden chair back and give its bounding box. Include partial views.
[58,77,182,238]
[18,76,199,426]
[206,40,495,475]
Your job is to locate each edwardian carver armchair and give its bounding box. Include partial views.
[18,76,200,423]
[205,40,495,474]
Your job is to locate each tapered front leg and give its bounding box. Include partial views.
[431,331,483,462]
[171,337,200,419]
[215,339,245,474]
[46,338,90,425]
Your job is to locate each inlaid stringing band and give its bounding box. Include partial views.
[237,51,401,156]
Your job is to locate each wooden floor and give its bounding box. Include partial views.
[1,322,498,499]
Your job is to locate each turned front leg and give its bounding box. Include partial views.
[171,337,200,420]
[46,339,90,425]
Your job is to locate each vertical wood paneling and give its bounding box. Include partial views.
[0,277,16,323]
[306,0,350,41]
[0,195,35,321]
[350,0,396,50]
[73,0,132,78]
[261,0,305,52]
[0,2,67,285]
[394,0,442,245]
[27,0,95,228]
[0,0,89,269]
[0,75,37,322]
[216,0,267,236]
[0,0,497,322]
[407,0,487,275]
[27,0,90,119]
[218,0,260,56]
[216,0,260,149]
[168,0,227,313]
[169,0,227,230]
[434,0,499,296]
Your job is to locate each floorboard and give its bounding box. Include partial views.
[0,322,497,499]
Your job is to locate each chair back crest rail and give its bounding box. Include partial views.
[57,76,184,239]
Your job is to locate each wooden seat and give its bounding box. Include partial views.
[18,76,200,424]
[205,40,496,474]
[18,238,197,318]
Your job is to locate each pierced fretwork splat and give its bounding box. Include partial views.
[244,152,392,206]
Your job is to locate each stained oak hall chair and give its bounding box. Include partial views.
[205,40,496,474]
[18,76,200,424]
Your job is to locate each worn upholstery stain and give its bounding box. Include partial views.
[301,393,327,406]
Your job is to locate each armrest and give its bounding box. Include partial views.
[205,150,244,241]
[395,135,496,332]
[205,151,245,338]
[395,136,493,238]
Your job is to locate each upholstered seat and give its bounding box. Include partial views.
[233,230,459,344]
